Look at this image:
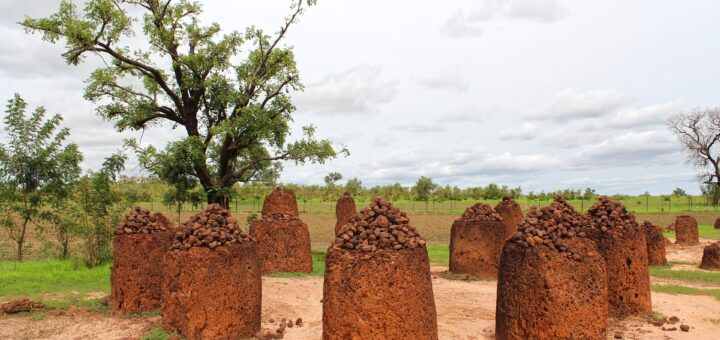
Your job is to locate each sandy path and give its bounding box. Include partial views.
[1,241,718,339]
[0,307,160,340]
[2,272,718,339]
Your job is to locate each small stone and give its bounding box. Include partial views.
[614,331,623,339]
[295,318,303,327]
[680,324,689,332]
[668,316,679,324]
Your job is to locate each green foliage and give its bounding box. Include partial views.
[71,154,130,267]
[0,94,83,261]
[344,177,363,196]
[672,188,688,196]
[412,176,437,202]
[23,0,346,205]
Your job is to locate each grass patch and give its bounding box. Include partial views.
[141,327,182,340]
[427,243,449,266]
[0,259,110,305]
[651,284,720,301]
[651,311,666,321]
[649,264,720,284]
[29,311,47,321]
[663,224,720,240]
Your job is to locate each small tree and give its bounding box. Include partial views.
[323,172,342,200]
[412,176,437,213]
[344,177,363,197]
[23,0,345,208]
[73,153,129,267]
[0,94,82,261]
[668,108,720,205]
[42,143,84,258]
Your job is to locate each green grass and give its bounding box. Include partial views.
[141,327,182,340]
[649,263,720,284]
[663,224,720,240]
[651,284,720,301]
[427,244,449,266]
[0,259,110,304]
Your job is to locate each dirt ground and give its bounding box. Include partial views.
[1,241,719,339]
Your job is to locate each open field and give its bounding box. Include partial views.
[1,241,719,339]
[2,208,718,261]
[136,195,720,216]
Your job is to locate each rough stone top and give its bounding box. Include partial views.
[707,242,720,251]
[171,204,253,250]
[642,221,659,230]
[115,207,172,235]
[332,196,426,253]
[586,196,639,232]
[457,203,503,222]
[258,212,300,222]
[262,187,299,217]
[508,196,594,260]
[496,195,520,209]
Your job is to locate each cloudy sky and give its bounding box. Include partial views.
[1,0,719,195]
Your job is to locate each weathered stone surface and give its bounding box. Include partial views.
[323,197,437,339]
[585,197,652,318]
[675,215,699,245]
[322,247,438,340]
[700,242,720,270]
[161,243,261,339]
[643,221,667,266]
[495,196,524,239]
[262,188,299,217]
[496,238,608,340]
[111,227,174,315]
[334,192,357,233]
[250,213,312,274]
[449,204,506,278]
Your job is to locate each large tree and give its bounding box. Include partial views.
[668,108,720,205]
[0,94,83,261]
[23,0,345,207]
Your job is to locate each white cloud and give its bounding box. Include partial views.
[500,122,537,140]
[601,100,685,129]
[402,122,448,133]
[295,65,398,115]
[527,88,633,122]
[440,0,568,39]
[418,66,470,93]
[577,130,680,167]
[503,0,569,22]
[440,10,484,38]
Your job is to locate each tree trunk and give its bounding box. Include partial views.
[16,218,28,262]
[207,191,231,209]
[59,228,69,259]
